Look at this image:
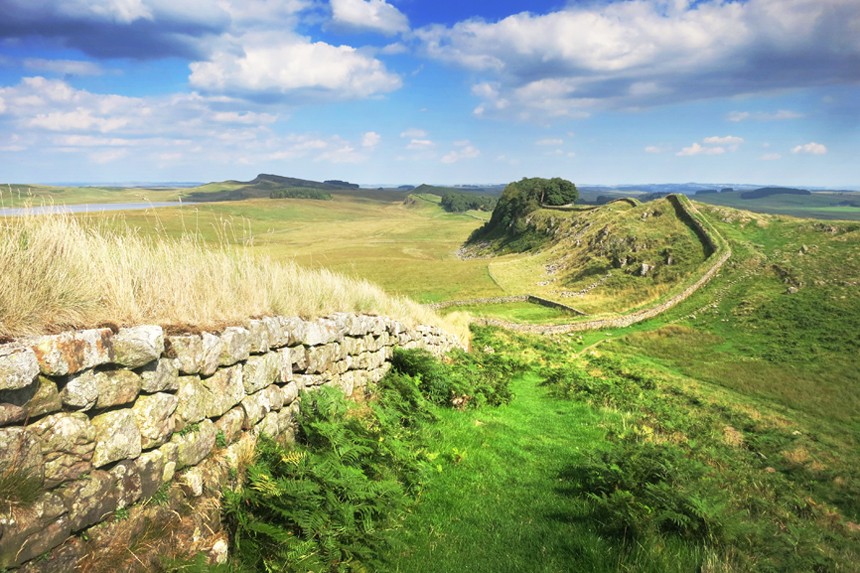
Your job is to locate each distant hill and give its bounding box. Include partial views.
[740,187,811,200]
[413,183,504,197]
[185,174,356,202]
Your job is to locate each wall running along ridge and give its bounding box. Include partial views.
[472,195,731,334]
[425,295,585,315]
[0,314,461,571]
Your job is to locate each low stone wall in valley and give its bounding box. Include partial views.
[0,314,460,571]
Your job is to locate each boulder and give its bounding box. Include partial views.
[112,325,164,368]
[132,392,178,449]
[138,358,179,393]
[91,410,142,467]
[282,381,299,405]
[30,413,95,487]
[0,343,40,391]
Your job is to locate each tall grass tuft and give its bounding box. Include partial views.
[0,210,465,341]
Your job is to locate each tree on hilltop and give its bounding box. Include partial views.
[467,177,578,249]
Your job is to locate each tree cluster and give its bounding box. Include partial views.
[440,192,498,213]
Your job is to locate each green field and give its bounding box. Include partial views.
[7,180,860,572]
[693,190,860,221]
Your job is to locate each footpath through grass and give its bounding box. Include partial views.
[387,373,707,573]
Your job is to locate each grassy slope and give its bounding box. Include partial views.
[81,192,503,304]
[479,197,710,315]
[693,190,860,221]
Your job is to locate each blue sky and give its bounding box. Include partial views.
[0,0,858,187]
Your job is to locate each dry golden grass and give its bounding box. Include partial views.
[0,210,467,342]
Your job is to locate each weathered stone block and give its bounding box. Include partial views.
[241,388,272,429]
[138,358,179,393]
[0,426,44,484]
[110,460,143,509]
[157,441,178,484]
[279,316,307,346]
[291,345,309,371]
[246,319,270,354]
[307,343,340,374]
[263,316,288,348]
[166,334,203,374]
[59,470,116,532]
[266,384,285,411]
[255,411,279,437]
[215,406,245,445]
[204,364,245,418]
[282,380,299,405]
[0,493,69,568]
[17,536,84,573]
[133,392,178,449]
[175,375,207,425]
[276,406,296,436]
[135,448,170,499]
[172,419,217,470]
[244,353,280,394]
[301,319,342,346]
[112,325,164,368]
[180,465,206,497]
[200,332,223,376]
[30,413,95,487]
[61,368,142,411]
[30,329,113,377]
[277,347,293,382]
[0,375,61,426]
[220,327,251,366]
[91,410,142,468]
[0,343,40,392]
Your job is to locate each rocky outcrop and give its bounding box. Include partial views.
[0,313,460,571]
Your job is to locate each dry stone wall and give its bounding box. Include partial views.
[0,314,460,570]
[473,195,731,334]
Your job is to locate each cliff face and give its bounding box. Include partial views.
[0,313,461,571]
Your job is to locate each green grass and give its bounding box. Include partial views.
[693,190,860,221]
[387,372,725,573]
[440,301,582,323]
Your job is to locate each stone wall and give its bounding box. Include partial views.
[425,295,584,315]
[473,195,732,334]
[0,314,460,571]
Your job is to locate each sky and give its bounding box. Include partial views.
[0,0,858,188]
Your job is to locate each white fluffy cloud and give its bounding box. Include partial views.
[330,0,409,36]
[417,0,860,121]
[676,143,726,156]
[441,144,480,163]
[362,131,381,148]
[703,136,744,145]
[406,139,435,150]
[535,138,563,146]
[400,128,426,138]
[0,76,367,168]
[189,32,402,101]
[791,142,828,155]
